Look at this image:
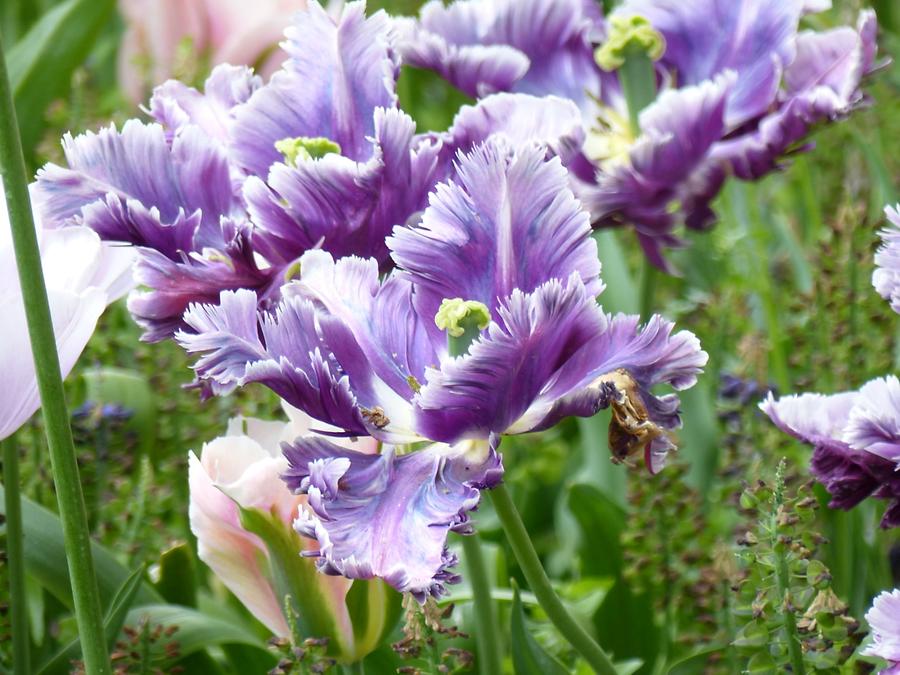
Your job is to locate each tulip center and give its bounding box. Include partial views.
[583,106,636,171]
[594,14,665,137]
[275,136,342,166]
[435,298,491,357]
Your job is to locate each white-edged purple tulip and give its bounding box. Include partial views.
[395,0,882,267]
[176,138,707,597]
[33,1,441,342]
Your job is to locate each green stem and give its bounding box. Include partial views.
[618,48,657,137]
[460,534,504,675]
[771,463,805,675]
[0,37,110,674]
[2,435,30,674]
[490,484,617,675]
[638,260,658,320]
[728,183,790,392]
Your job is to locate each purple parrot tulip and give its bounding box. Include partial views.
[761,206,900,528]
[33,1,441,341]
[176,138,707,597]
[395,0,882,267]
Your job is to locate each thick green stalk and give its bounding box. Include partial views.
[618,47,657,137]
[2,435,30,674]
[460,534,504,675]
[638,260,658,320]
[490,484,617,675]
[0,37,110,674]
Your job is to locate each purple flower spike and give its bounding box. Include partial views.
[862,589,900,673]
[874,206,900,315]
[284,436,503,599]
[761,386,900,528]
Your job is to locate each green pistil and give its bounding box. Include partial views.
[594,15,665,71]
[594,15,664,137]
[275,136,341,166]
[435,298,491,357]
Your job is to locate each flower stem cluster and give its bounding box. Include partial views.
[732,460,863,672]
[392,595,472,674]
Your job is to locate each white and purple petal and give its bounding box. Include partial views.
[389,138,601,325]
[283,437,503,599]
[874,206,900,315]
[843,377,900,465]
[34,120,239,253]
[437,93,586,176]
[148,64,262,147]
[618,0,801,126]
[861,589,900,668]
[231,1,398,176]
[713,11,879,181]
[761,390,900,527]
[177,289,369,436]
[414,273,706,468]
[395,0,603,110]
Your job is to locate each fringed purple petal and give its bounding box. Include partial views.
[874,206,900,315]
[177,289,368,435]
[395,0,602,110]
[861,589,900,664]
[431,93,585,186]
[34,120,239,252]
[148,64,262,145]
[713,11,878,181]
[287,250,439,415]
[231,1,398,176]
[283,437,504,599]
[584,74,733,262]
[127,220,274,342]
[389,138,601,326]
[761,390,900,528]
[246,107,440,266]
[843,377,900,464]
[618,0,800,126]
[414,273,706,465]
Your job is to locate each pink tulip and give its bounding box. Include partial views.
[188,402,380,645]
[117,0,307,103]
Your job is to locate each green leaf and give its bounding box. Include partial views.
[677,379,720,495]
[237,505,346,653]
[38,566,147,675]
[154,543,198,607]
[122,604,267,667]
[0,483,162,609]
[81,367,159,458]
[510,582,570,675]
[666,646,726,675]
[567,483,625,578]
[593,580,660,672]
[7,0,116,156]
